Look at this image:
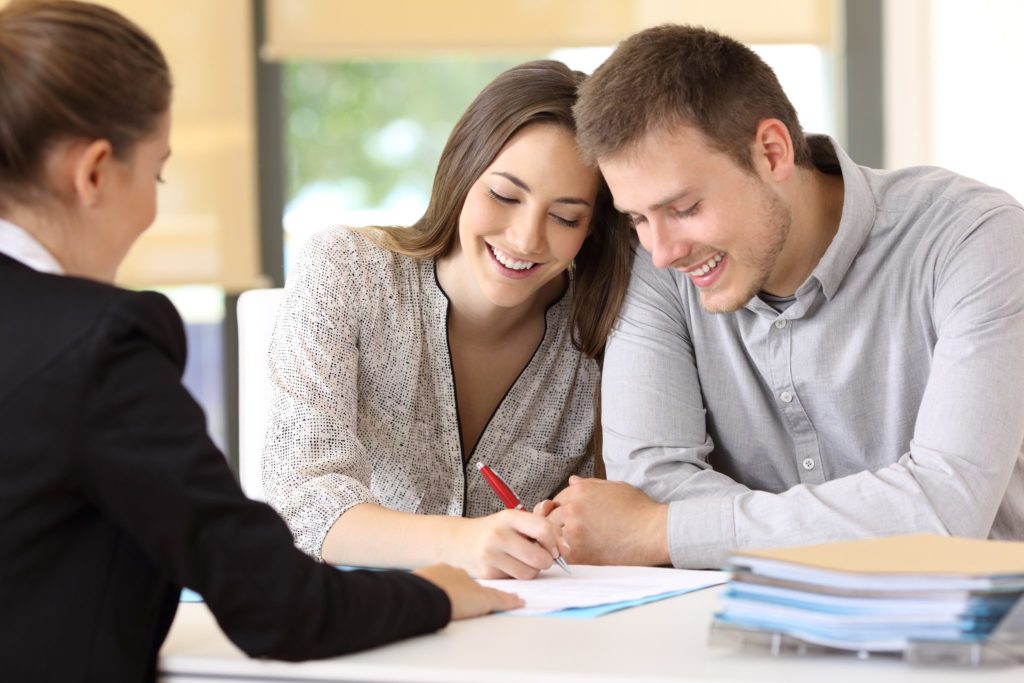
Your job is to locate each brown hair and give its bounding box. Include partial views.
[574,24,812,172]
[0,0,171,209]
[366,60,634,359]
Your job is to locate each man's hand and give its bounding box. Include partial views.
[542,476,671,566]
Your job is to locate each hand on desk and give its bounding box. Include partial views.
[447,509,569,580]
[538,476,671,566]
[413,563,523,619]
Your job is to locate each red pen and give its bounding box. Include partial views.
[475,461,571,574]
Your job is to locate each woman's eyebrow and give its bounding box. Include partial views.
[491,171,592,207]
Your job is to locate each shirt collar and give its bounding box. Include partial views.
[0,218,65,275]
[807,135,877,300]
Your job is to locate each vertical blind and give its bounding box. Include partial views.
[103,0,264,291]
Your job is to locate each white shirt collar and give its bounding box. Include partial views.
[0,218,65,275]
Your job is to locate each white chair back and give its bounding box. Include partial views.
[237,288,285,501]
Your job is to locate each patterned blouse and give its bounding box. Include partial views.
[263,227,597,559]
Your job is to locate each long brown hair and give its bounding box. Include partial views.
[365,60,634,359]
[0,0,171,211]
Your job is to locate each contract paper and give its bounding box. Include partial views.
[478,564,727,617]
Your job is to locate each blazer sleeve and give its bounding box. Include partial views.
[73,290,450,660]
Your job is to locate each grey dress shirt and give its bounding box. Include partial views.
[263,227,596,559]
[603,136,1024,569]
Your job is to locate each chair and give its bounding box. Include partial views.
[236,287,285,501]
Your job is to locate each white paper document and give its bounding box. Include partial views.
[478,564,727,616]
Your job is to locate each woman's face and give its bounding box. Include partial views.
[454,123,599,310]
[96,109,172,273]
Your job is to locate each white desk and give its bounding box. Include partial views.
[160,585,1019,682]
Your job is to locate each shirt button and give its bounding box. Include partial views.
[802,458,815,471]
[779,391,793,403]
[774,319,787,329]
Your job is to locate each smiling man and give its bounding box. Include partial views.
[545,24,1024,569]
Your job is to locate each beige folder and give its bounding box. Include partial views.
[732,534,1024,577]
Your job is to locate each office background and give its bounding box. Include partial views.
[5,0,1018,471]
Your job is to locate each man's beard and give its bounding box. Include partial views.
[701,184,792,314]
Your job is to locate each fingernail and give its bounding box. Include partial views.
[561,539,572,550]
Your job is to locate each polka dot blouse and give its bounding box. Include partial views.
[262,227,597,559]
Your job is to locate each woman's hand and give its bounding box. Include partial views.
[533,499,558,516]
[446,509,568,579]
[413,563,523,619]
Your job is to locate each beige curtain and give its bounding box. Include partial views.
[44,0,837,290]
[263,0,837,59]
[101,0,265,292]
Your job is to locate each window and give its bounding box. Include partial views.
[282,45,838,273]
[283,57,536,272]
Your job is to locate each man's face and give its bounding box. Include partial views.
[600,125,792,313]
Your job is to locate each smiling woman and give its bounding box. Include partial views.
[262,60,634,580]
[447,123,596,312]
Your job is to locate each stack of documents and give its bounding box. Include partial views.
[713,534,1024,653]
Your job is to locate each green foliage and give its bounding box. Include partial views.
[283,57,537,208]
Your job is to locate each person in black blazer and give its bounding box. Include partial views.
[0,2,519,682]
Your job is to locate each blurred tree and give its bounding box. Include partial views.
[284,58,536,212]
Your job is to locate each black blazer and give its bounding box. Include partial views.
[0,254,449,682]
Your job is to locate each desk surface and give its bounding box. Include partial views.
[160,585,1019,683]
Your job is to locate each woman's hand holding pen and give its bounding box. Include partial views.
[446,510,569,579]
[413,563,523,619]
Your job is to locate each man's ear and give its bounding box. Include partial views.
[752,119,795,184]
[70,139,115,208]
